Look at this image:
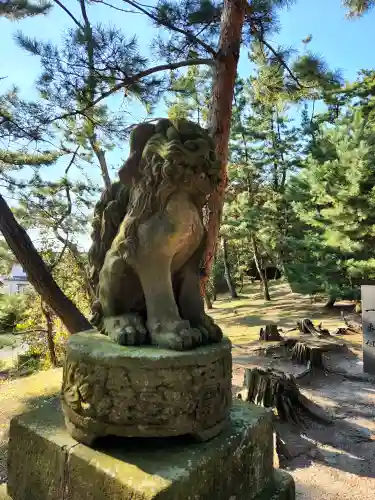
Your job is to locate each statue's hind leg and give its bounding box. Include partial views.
[98,250,148,345]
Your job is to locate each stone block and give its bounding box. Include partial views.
[7,398,294,500]
[258,470,295,500]
[61,332,232,444]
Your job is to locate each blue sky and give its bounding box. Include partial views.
[1,0,375,247]
[1,0,374,174]
[2,0,375,90]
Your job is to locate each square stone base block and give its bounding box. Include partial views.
[7,399,295,500]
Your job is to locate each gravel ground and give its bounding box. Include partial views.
[290,373,375,500]
[233,347,375,500]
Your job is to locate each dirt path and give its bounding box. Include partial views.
[288,372,375,500]
[216,282,375,498]
[232,358,375,500]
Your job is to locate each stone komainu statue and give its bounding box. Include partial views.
[88,118,223,350]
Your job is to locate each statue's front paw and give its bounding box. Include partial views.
[150,320,203,351]
[196,315,223,344]
[104,314,149,346]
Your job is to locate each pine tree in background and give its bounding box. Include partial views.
[285,101,375,303]
[167,66,212,125]
[221,36,338,301]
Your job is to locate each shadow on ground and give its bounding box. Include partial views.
[276,370,375,480]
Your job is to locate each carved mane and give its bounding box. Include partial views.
[88,118,220,303]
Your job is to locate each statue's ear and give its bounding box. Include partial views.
[118,122,156,185]
[154,118,172,136]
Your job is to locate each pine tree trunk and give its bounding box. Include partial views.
[0,194,92,334]
[221,237,238,298]
[252,234,271,301]
[41,301,58,367]
[202,0,246,291]
[324,296,336,308]
[204,293,213,310]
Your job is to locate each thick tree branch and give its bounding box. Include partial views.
[78,0,90,27]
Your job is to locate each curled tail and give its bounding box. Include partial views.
[88,181,130,328]
[87,121,159,329]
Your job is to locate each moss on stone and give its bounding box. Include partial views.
[62,334,232,441]
[67,331,232,368]
[6,398,295,500]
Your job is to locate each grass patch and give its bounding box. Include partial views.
[209,280,356,345]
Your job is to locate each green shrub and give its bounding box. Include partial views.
[0,294,28,332]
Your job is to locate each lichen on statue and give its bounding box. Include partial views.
[88,118,223,351]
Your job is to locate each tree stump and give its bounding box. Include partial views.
[254,337,340,370]
[259,324,283,341]
[291,342,324,367]
[239,367,332,425]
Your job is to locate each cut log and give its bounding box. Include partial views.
[341,312,361,333]
[259,324,283,341]
[240,367,332,425]
[297,318,330,338]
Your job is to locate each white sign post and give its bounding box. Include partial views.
[361,285,375,374]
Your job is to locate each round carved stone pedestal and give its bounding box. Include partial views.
[61,331,232,445]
